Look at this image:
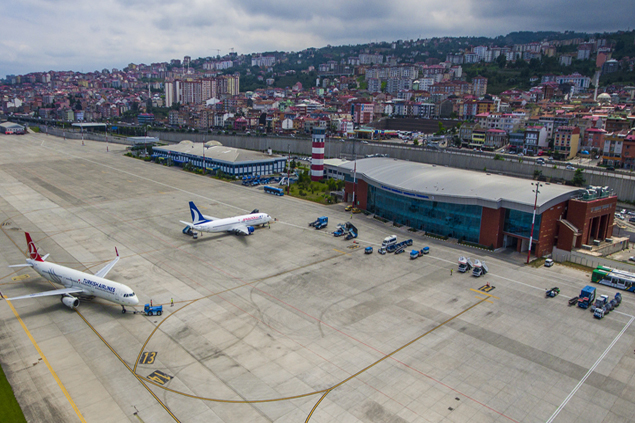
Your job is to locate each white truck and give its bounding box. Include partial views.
[472,260,488,277]
[458,256,473,273]
[382,235,397,248]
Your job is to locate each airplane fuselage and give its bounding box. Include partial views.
[192,213,271,233]
[29,259,138,306]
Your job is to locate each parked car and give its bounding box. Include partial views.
[544,258,554,267]
[630,217,635,223]
[629,256,635,262]
[566,165,575,170]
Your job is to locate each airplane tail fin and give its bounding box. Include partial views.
[189,201,210,224]
[25,232,44,262]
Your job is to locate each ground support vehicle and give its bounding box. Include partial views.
[263,185,284,196]
[546,287,560,298]
[333,225,346,237]
[309,216,328,229]
[458,256,473,273]
[472,260,488,277]
[382,235,397,248]
[344,222,358,240]
[144,304,163,316]
[594,307,605,319]
[577,285,597,309]
[568,297,579,306]
[410,247,429,259]
[395,246,405,254]
[365,247,373,254]
[591,295,610,313]
[614,292,622,306]
[378,247,386,255]
[387,239,412,253]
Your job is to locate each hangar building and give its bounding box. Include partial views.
[0,121,26,134]
[335,158,617,257]
[152,140,286,177]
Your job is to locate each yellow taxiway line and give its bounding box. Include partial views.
[6,300,87,423]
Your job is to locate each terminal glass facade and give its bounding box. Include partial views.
[366,185,482,242]
[503,209,541,239]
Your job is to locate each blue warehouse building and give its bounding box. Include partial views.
[153,140,286,177]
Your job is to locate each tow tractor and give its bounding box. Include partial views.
[144,304,163,316]
[365,246,373,254]
[594,307,605,319]
[546,287,560,298]
[309,216,328,230]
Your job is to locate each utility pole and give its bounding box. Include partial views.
[527,181,542,264]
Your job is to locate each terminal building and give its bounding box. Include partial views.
[333,158,617,257]
[152,140,286,177]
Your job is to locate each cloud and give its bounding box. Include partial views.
[0,0,633,77]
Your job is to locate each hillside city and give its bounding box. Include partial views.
[2,30,635,166]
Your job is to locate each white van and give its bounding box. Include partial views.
[382,235,397,247]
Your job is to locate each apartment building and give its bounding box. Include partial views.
[553,126,581,160]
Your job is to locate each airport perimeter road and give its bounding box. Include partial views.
[1,133,635,422]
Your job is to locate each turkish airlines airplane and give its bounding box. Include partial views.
[180,201,272,236]
[6,233,139,313]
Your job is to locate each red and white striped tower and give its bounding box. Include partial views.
[311,127,326,181]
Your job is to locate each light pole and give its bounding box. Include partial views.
[527,181,542,264]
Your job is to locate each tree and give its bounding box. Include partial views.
[496,54,507,69]
[572,169,586,187]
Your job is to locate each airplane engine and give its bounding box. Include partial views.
[247,226,255,235]
[61,295,80,309]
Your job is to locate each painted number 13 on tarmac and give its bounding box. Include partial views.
[139,351,157,364]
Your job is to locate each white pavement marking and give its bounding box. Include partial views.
[545,314,635,423]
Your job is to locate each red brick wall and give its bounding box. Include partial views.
[344,180,368,209]
[479,207,505,248]
[567,196,617,247]
[356,180,368,210]
[535,202,566,256]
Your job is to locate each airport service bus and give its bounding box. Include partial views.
[591,266,635,292]
[263,185,284,196]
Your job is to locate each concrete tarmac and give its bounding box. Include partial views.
[1,132,635,422]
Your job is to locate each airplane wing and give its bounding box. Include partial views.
[6,287,86,301]
[229,224,251,235]
[94,248,120,279]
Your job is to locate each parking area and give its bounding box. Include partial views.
[1,133,635,423]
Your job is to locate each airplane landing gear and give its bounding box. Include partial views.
[121,305,127,314]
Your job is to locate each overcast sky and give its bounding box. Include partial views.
[1,0,634,78]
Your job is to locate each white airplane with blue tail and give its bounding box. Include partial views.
[180,201,272,236]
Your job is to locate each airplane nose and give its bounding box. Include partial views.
[131,296,139,305]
